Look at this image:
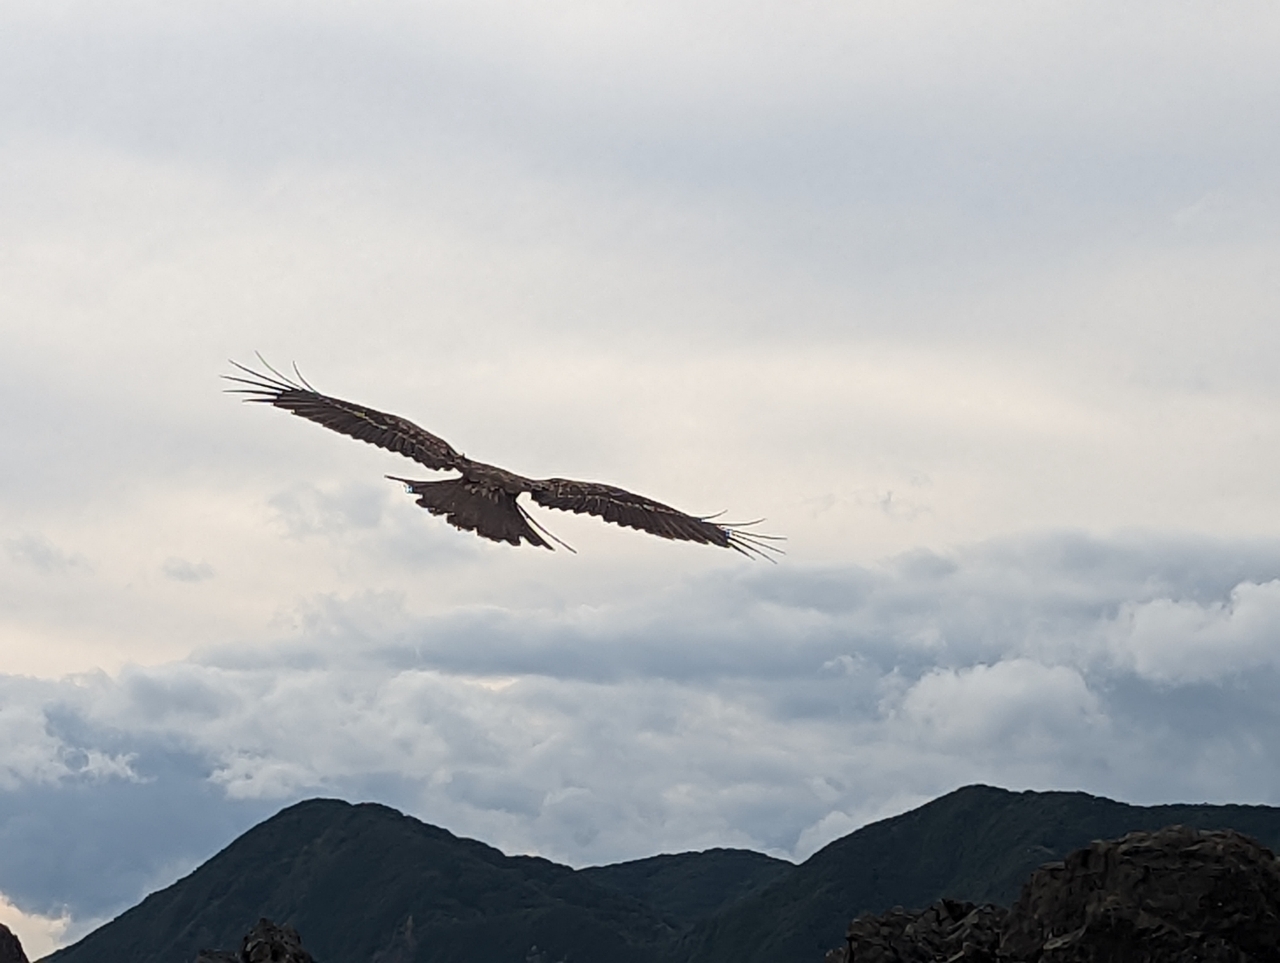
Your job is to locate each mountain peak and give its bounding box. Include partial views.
[46,786,1280,963]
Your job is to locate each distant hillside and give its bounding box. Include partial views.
[580,849,791,927]
[677,784,1280,963]
[42,786,1280,963]
[44,799,676,963]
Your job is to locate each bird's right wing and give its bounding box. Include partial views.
[225,359,463,472]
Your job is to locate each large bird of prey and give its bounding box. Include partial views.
[226,359,780,559]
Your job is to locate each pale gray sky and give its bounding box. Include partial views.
[3,1,1280,955]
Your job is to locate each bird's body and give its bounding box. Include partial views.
[226,359,779,558]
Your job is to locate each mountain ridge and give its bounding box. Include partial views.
[678,784,1280,963]
[43,785,1280,963]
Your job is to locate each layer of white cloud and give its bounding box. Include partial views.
[0,683,139,791]
[1108,579,1280,684]
[4,534,1280,947]
[896,660,1105,752]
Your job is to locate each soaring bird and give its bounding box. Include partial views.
[226,359,780,558]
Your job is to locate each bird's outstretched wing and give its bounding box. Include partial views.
[529,478,781,559]
[225,359,463,472]
[229,357,782,558]
[391,477,551,549]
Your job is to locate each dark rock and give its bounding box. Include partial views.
[825,826,1280,962]
[0,924,29,963]
[1000,825,1280,962]
[825,899,1007,963]
[242,919,314,963]
[196,919,314,963]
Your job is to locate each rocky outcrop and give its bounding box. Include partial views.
[196,919,314,963]
[824,899,1006,962]
[0,924,29,963]
[826,826,1280,962]
[1000,825,1280,962]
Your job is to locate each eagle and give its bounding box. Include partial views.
[226,358,780,559]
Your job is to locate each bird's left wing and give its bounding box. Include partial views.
[225,359,463,471]
[529,478,781,559]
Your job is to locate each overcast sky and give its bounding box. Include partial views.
[4,0,1280,956]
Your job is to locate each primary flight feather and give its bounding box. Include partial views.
[226,358,780,559]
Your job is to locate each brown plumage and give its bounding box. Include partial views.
[226,359,781,558]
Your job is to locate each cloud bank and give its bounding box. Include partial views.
[4,532,1280,940]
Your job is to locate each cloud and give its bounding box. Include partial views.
[161,557,215,582]
[895,660,1104,752]
[268,482,386,539]
[5,532,1280,944]
[1107,579,1280,684]
[4,535,90,575]
[0,891,71,961]
[0,679,140,791]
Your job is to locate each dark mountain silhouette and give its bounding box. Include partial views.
[677,784,1280,963]
[42,786,1280,963]
[580,849,791,928]
[822,825,1280,963]
[0,923,29,963]
[44,799,676,963]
